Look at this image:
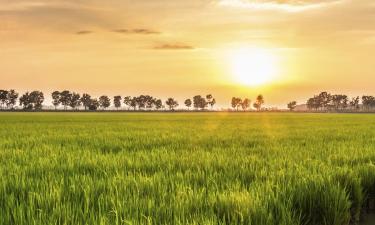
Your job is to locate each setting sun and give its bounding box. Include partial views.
[229,48,279,86]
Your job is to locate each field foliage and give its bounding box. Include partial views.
[0,113,375,225]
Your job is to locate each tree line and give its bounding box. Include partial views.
[287,91,375,112]
[0,89,218,111]
[1,89,374,112]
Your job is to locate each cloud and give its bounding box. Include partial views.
[112,28,160,34]
[218,0,343,12]
[75,30,93,35]
[153,43,195,50]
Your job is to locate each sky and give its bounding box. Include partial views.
[0,0,374,108]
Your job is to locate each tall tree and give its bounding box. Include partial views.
[231,97,242,111]
[29,91,44,110]
[80,93,92,110]
[184,99,192,110]
[88,98,99,111]
[242,98,251,111]
[99,95,111,110]
[130,97,138,110]
[69,92,81,110]
[60,90,72,110]
[287,101,297,111]
[206,94,216,110]
[19,92,32,110]
[113,96,122,110]
[0,90,8,110]
[193,95,207,110]
[362,96,375,111]
[155,99,163,110]
[318,92,331,110]
[254,95,264,111]
[123,96,132,110]
[6,89,18,110]
[51,91,61,110]
[350,96,360,110]
[165,98,178,111]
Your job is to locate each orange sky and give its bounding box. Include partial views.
[0,0,374,108]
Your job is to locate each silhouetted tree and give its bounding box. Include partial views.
[30,91,44,110]
[69,92,81,110]
[114,96,122,110]
[193,95,207,110]
[350,96,360,110]
[130,97,137,110]
[6,90,18,110]
[242,98,251,111]
[81,93,92,111]
[362,96,375,111]
[206,94,216,110]
[20,91,44,111]
[155,99,163,110]
[19,92,32,110]
[231,97,242,111]
[123,96,132,110]
[287,101,297,111]
[165,98,178,111]
[51,91,61,110]
[88,98,99,111]
[99,95,111,110]
[307,96,320,111]
[0,90,8,110]
[254,95,264,111]
[145,96,155,110]
[60,90,72,110]
[317,92,331,111]
[184,99,192,110]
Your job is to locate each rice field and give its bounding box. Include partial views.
[0,112,375,225]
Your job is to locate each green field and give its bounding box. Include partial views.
[1,113,375,225]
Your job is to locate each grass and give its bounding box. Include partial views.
[0,112,375,225]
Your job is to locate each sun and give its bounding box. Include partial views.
[229,48,279,86]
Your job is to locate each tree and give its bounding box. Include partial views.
[307,96,320,111]
[113,96,122,110]
[51,91,61,110]
[362,96,375,111]
[254,95,264,111]
[145,96,155,110]
[130,97,137,110]
[206,94,216,110]
[350,96,360,110]
[29,91,44,110]
[19,92,32,110]
[123,96,132,110]
[242,98,251,111]
[317,92,331,111]
[184,99,192,110]
[165,98,178,111]
[231,97,242,111]
[81,93,92,110]
[0,90,8,110]
[136,95,147,110]
[155,99,163,110]
[69,92,81,110]
[287,101,297,111]
[60,90,72,110]
[99,95,111,110]
[6,89,18,110]
[193,95,207,110]
[88,98,99,111]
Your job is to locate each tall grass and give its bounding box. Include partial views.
[0,112,375,225]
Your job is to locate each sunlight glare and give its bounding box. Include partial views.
[229,48,279,86]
